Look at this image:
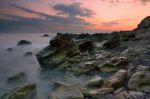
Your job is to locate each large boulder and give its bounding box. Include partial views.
[97,57,128,72]
[102,69,127,88]
[136,16,150,30]
[128,66,150,92]
[36,34,80,68]
[1,84,36,99]
[49,81,84,99]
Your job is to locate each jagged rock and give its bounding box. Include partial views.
[97,57,128,72]
[78,41,96,53]
[115,91,147,99]
[85,75,103,87]
[128,66,150,92]
[82,87,114,98]
[1,84,36,99]
[102,69,127,88]
[67,61,97,75]
[17,40,31,46]
[49,81,84,99]
[36,34,80,68]
[136,16,150,30]
[7,72,27,84]
[103,33,120,49]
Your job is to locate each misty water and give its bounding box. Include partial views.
[0,33,66,98]
[0,33,115,99]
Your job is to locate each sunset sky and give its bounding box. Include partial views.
[0,0,150,33]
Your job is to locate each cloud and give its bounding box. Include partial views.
[101,20,120,27]
[53,3,94,17]
[0,3,93,33]
[100,0,150,5]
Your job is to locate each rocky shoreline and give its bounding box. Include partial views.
[1,16,150,99]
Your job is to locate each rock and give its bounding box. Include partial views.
[102,69,127,88]
[36,34,80,68]
[103,33,120,49]
[68,61,97,75]
[24,52,33,56]
[42,34,50,37]
[2,84,36,99]
[85,75,103,87]
[115,91,147,99]
[82,87,114,98]
[97,57,128,72]
[17,40,31,46]
[49,81,84,99]
[78,41,96,53]
[120,32,136,41]
[7,72,27,84]
[128,66,150,92]
[136,16,150,30]
[6,48,13,51]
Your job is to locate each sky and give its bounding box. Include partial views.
[0,0,150,33]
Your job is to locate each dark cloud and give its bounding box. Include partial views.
[140,0,150,4]
[53,3,94,17]
[0,3,93,33]
[101,20,120,27]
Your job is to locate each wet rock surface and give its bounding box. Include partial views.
[2,16,150,99]
[35,16,150,99]
[1,84,36,99]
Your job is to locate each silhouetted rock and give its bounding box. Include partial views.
[136,16,150,30]
[17,40,31,46]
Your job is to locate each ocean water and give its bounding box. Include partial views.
[0,33,65,98]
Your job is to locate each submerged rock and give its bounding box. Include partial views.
[7,72,27,84]
[42,34,50,37]
[1,84,36,99]
[102,69,127,88]
[17,40,31,46]
[24,52,33,56]
[6,48,14,52]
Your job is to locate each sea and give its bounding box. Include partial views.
[0,33,65,99]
